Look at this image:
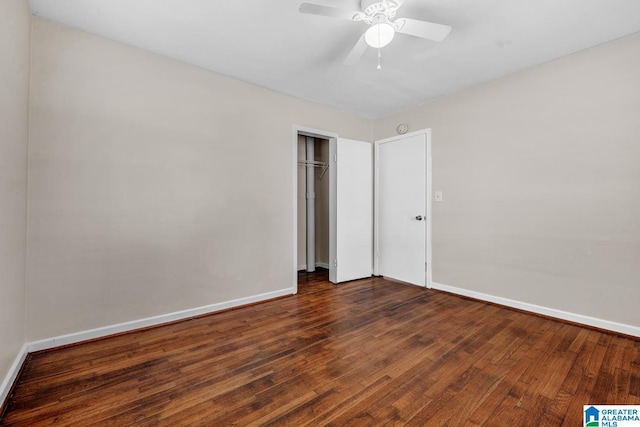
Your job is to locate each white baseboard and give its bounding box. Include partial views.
[0,344,29,409]
[298,262,330,271]
[2,288,293,405]
[430,281,640,338]
[26,287,293,353]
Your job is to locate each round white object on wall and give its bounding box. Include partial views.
[396,123,409,135]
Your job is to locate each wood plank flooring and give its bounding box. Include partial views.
[2,269,639,426]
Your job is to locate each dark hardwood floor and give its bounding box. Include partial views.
[2,269,639,426]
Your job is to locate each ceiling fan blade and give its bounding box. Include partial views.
[343,34,368,66]
[395,18,451,42]
[299,3,363,21]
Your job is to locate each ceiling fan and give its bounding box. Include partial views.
[299,0,452,67]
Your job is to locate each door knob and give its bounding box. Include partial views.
[415,215,423,221]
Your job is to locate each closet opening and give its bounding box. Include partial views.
[297,134,331,286]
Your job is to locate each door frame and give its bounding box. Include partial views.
[373,129,433,288]
[292,126,338,294]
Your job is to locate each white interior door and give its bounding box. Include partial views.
[375,131,431,287]
[329,138,372,283]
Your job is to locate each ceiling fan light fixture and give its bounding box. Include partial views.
[364,22,395,48]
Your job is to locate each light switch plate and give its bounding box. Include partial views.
[434,191,443,202]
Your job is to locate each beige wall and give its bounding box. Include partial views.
[27,18,371,341]
[0,0,30,385]
[9,10,639,348]
[374,33,640,327]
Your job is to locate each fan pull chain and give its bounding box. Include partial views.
[377,24,382,70]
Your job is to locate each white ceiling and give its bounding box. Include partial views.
[28,0,640,119]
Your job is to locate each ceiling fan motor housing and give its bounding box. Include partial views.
[361,0,402,18]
